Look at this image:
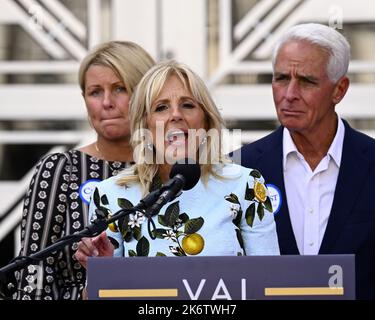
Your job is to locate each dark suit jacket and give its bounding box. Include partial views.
[234,120,375,299]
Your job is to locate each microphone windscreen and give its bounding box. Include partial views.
[169,158,201,190]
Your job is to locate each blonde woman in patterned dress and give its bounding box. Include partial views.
[15,41,155,300]
[74,61,279,275]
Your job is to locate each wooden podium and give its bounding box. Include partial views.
[87,255,355,300]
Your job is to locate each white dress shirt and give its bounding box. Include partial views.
[283,118,345,255]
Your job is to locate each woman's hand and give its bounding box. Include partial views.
[74,231,114,269]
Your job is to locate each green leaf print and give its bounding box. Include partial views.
[232,207,242,228]
[250,169,262,179]
[235,228,245,251]
[179,213,189,223]
[158,215,167,227]
[123,231,133,243]
[165,201,180,227]
[246,203,255,227]
[184,217,204,234]
[118,215,131,236]
[93,188,100,208]
[224,193,240,204]
[117,198,134,209]
[264,197,273,213]
[128,249,136,257]
[136,236,150,257]
[257,203,265,221]
[133,226,142,241]
[156,252,166,257]
[107,236,119,249]
[101,194,109,205]
[245,183,255,201]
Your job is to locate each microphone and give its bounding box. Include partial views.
[145,159,201,218]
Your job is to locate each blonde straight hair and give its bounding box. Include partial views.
[78,41,155,95]
[116,60,229,195]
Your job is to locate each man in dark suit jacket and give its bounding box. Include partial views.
[234,23,375,299]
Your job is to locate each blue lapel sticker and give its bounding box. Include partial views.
[266,184,282,215]
[79,179,101,204]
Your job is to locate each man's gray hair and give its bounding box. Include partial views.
[272,23,350,83]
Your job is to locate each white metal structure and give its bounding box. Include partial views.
[1,0,375,257]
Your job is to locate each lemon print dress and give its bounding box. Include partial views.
[89,163,280,257]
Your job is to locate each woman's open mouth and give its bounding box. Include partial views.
[166,129,188,146]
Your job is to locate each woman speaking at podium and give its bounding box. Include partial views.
[75,61,279,270]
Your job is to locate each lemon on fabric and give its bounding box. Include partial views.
[254,181,267,203]
[108,216,118,232]
[182,233,205,255]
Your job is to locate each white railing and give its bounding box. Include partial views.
[1,0,375,259]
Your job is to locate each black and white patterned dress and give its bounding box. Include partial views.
[16,150,131,300]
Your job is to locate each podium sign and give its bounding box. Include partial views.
[87,255,355,300]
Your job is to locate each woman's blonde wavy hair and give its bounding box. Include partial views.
[116,60,229,195]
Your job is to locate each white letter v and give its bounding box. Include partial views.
[182,279,206,300]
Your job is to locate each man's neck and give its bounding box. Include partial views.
[289,118,338,171]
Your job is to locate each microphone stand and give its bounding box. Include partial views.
[0,207,136,299]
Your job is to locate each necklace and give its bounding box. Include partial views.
[94,142,103,158]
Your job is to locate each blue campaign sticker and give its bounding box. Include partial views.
[79,179,101,204]
[266,184,282,215]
